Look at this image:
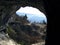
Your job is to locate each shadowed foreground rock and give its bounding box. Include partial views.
[0,32,45,45]
[0,32,21,45]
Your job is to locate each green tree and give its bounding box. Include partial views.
[23,14,27,20]
[43,20,46,24]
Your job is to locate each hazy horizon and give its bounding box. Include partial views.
[16,6,47,23]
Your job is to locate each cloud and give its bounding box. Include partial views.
[16,6,47,23]
[16,6,46,17]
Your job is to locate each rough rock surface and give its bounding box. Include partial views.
[0,32,45,45]
[0,32,21,45]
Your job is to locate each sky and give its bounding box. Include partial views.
[16,6,47,23]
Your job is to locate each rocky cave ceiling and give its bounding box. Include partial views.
[0,0,47,15]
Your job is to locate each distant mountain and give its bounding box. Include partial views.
[16,12,47,23]
[27,16,47,23]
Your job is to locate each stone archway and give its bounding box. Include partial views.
[0,0,46,26]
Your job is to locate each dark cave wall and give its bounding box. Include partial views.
[0,0,47,26]
[0,0,46,14]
